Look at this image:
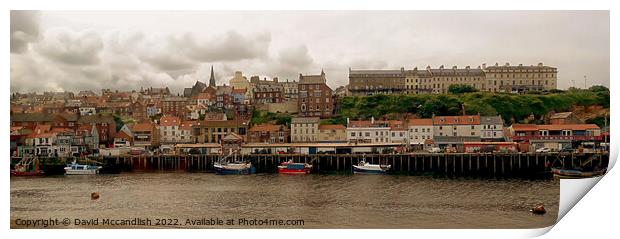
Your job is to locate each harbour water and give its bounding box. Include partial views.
[10,173,558,228]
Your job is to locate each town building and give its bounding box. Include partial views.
[298,70,333,118]
[248,124,290,143]
[159,115,182,144]
[318,124,347,143]
[161,96,188,117]
[484,62,557,93]
[406,65,486,94]
[348,68,406,96]
[389,120,408,144]
[407,118,434,146]
[346,117,390,144]
[432,115,482,149]
[291,117,319,142]
[77,114,116,147]
[281,79,299,100]
[507,124,602,151]
[229,71,250,90]
[130,122,159,149]
[253,78,284,104]
[192,119,249,144]
[480,115,504,141]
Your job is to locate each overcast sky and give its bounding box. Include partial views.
[10,11,609,93]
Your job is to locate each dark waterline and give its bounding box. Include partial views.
[10,173,558,228]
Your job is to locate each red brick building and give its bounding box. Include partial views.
[298,70,333,118]
[248,124,290,143]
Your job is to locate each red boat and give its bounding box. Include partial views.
[11,157,44,177]
[277,160,312,175]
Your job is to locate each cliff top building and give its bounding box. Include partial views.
[229,71,250,90]
[348,68,406,96]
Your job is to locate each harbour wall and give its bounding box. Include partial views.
[12,153,609,179]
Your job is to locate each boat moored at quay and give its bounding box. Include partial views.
[352,161,391,174]
[213,161,256,175]
[277,160,312,174]
[64,160,103,175]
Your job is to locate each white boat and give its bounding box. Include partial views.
[64,161,102,175]
[352,161,391,174]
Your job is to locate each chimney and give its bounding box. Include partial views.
[538,62,543,67]
[439,65,444,70]
[413,67,418,71]
[482,63,487,69]
[495,62,499,66]
[452,65,457,70]
[371,116,375,124]
[400,67,405,71]
[273,77,278,83]
[466,66,470,69]
[347,117,350,126]
[505,62,510,66]
[519,64,523,67]
[426,66,431,70]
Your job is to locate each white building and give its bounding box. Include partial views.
[346,117,390,144]
[79,107,96,116]
[291,117,319,142]
[433,115,482,138]
[407,118,434,145]
[159,115,182,144]
[389,120,408,144]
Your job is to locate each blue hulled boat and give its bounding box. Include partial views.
[214,161,255,175]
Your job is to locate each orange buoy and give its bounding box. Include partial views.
[530,204,546,214]
[91,192,100,200]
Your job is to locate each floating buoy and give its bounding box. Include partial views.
[91,192,100,200]
[530,204,546,214]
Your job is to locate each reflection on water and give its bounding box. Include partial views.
[11,173,558,228]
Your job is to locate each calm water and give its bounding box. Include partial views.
[10,173,558,228]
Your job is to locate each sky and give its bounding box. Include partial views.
[10,11,610,94]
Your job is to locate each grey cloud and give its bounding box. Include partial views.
[10,10,41,53]
[35,28,104,65]
[184,31,271,62]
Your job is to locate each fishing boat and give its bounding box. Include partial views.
[11,156,44,176]
[551,167,606,179]
[213,161,255,175]
[277,160,312,174]
[352,161,391,174]
[64,160,102,175]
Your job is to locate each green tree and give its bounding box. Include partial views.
[448,84,478,94]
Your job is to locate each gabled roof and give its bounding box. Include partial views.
[480,116,503,125]
[408,118,433,126]
[130,122,155,132]
[222,132,243,141]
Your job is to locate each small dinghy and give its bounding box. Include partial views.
[352,161,391,174]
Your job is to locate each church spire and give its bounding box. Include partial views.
[209,65,216,87]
